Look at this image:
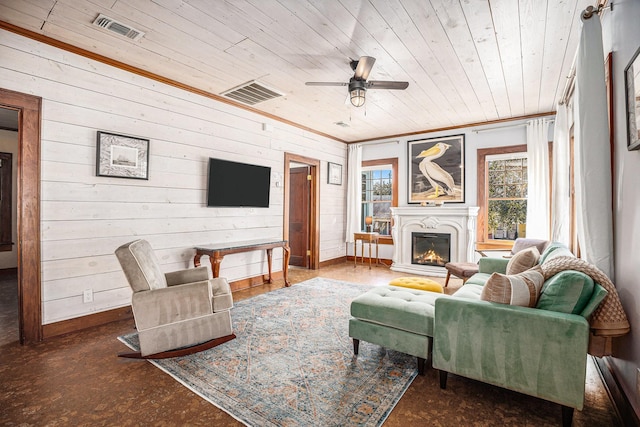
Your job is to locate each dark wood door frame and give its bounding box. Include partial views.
[283,153,319,270]
[1,88,42,344]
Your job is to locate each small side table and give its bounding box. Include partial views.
[353,232,380,269]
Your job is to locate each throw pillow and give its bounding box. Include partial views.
[480,266,545,307]
[539,242,565,264]
[536,270,595,314]
[505,247,541,275]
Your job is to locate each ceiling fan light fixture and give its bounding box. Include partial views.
[350,87,366,107]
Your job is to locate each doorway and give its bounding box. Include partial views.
[0,88,42,344]
[0,108,18,345]
[288,163,311,267]
[284,153,319,270]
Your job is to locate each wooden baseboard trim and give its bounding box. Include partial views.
[593,356,639,426]
[43,306,133,339]
[42,272,283,338]
[346,256,392,267]
[319,256,348,267]
[228,271,285,292]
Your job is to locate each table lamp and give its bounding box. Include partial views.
[365,216,373,232]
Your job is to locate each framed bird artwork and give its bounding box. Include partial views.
[408,134,465,204]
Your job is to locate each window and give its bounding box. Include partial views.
[476,145,528,249]
[486,154,528,240]
[361,158,397,241]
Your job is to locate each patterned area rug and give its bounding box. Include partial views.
[119,278,417,427]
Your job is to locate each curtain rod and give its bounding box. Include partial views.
[582,1,612,19]
[560,1,611,105]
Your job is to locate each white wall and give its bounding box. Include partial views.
[0,30,347,324]
[352,120,532,260]
[0,128,18,269]
[602,0,640,415]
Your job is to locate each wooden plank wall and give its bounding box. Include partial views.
[0,29,347,325]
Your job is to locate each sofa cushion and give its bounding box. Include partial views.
[452,283,484,299]
[541,247,575,265]
[466,273,491,286]
[511,238,549,255]
[480,266,545,307]
[579,284,608,319]
[536,270,595,314]
[506,247,540,275]
[539,242,570,264]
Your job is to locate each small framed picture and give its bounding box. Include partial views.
[328,162,342,185]
[96,131,150,179]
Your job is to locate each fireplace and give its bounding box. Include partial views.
[412,232,450,267]
[390,206,478,277]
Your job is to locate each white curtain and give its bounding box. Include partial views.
[551,104,571,246]
[525,119,550,239]
[345,144,362,243]
[574,13,613,278]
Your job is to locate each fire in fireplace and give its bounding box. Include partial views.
[411,232,451,267]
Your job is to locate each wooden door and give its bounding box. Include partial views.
[288,166,310,267]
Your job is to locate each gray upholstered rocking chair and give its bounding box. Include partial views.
[115,239,235,358]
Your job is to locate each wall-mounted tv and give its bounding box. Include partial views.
[207,158,271,207]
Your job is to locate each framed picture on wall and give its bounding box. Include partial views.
[328,162,342,185]
[408,134,465,203]
[96,131,150,179]
[625,46,640,151]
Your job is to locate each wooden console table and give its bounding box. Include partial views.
[353,232,380,269]
[194,238,291,287]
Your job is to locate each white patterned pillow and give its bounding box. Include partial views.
[481,266,545,307]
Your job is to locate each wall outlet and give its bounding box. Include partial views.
[83,289,93,303]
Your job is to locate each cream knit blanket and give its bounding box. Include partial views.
[540,256,630,356]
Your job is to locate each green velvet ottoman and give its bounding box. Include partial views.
[349,285,449,375]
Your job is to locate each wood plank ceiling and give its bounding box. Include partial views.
[0,0,596,142]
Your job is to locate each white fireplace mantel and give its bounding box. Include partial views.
[390,206,479,276]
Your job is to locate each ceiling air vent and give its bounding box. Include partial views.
[221,81,284,106]
[92,14,145,41]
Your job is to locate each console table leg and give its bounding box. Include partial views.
[266,248,273,283]
[282,245,291,287]
[193,253,202,268]
[354,241,357,268]
[211,254,223,278]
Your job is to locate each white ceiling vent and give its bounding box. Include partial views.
[221,81,284,105]
[92,14,145,41]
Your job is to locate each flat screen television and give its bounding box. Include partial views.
[207,158,271,207]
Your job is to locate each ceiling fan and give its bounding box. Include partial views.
[305,56,409,107]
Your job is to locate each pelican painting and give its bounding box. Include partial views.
[417,143,455,198]
[409,135,465,203]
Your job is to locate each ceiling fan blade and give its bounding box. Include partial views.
[354,56,376,80]
[366,80,409,90]
[305,82,348,86]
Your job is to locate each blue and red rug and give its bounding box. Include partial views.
[119,277,417,426]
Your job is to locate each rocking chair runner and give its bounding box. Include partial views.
[115,239,235,358]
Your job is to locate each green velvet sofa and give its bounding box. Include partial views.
[433,243,608,427]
